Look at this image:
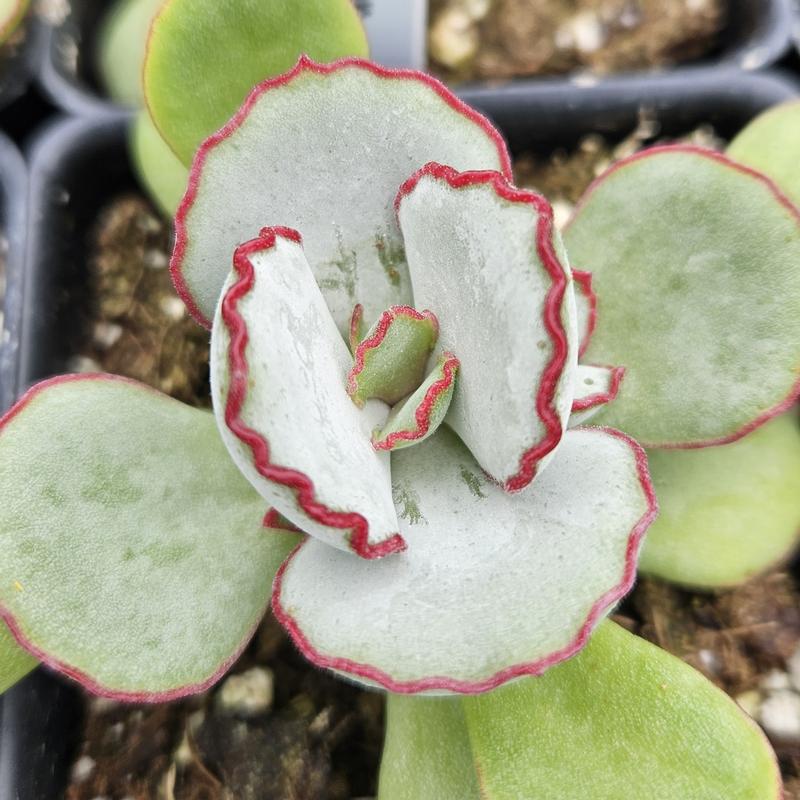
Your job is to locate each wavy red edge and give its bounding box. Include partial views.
[567,143,800,450]
[270,426,658,694]
[571,365,625,413]
[346,305,439,402]
[372,353,460,451]
[0,373,270,702]
[572,269,597,359]
[169,54,513,330]
[220,226,406,560]
[395,162,572,493]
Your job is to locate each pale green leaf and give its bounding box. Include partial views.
[728,101,800,210]
[0,375,299,699]
[639,411,800,589]
[144,0,369,164]
[0,620,36,695]
[564,147,800,447]
[379,622,780,799]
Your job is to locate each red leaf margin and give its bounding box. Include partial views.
[395,161,573,493]
[270,426,659,695]
[219,226,406,560]
[571,365,626,413]
[565,144,800,450]
[372,352,460,451]
[170,55,514,330]
[0,373,274,703]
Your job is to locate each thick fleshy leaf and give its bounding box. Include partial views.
[565,146,800,447]
[379,622,781,799]
[372,353,459,451]
[97,0,164,105]
[171,57,512,330]
[0,620,36,694]
[728,101,800,209]
[347,306,439,408]
[0,374,299,700]
[0,0,27,44]
[130,111,189,218]
[272,426,656,693]
[573,268,597,358]
[569,364,625,427]
[144,0,369,165]
[210,228,404,559]
[639,411,800,589]
[396,163,577,491]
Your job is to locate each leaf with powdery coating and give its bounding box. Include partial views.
[372,353,459,452]
[565,146,800,448]
[379,622,781,800]
[569,364,625,427]
[272,427,655,693]
[0,375,299,700]
[171,58,512,331]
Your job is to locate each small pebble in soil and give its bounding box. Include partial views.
[216,666,275,718]
[70,756,96,784]
[759,691,800,742]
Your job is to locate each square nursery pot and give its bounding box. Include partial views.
[36,0,428,115]
[0,67,798,798]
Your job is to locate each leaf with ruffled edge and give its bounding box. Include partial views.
[271,426,656,693]
[565,146,800,448]
[569,364,625,427]
[395,163,577,492]
[0,620,36,695]
[170,57,512,331]
[378,622,781,799]
[347,306,439,408]
[0,0,27,44]
[144,0,369,165]
[573,268,597,358]
[728,101,800,210]
[0,375,299,700]
[640,411,800,589]
[372,353,459,452]
[210,227,404,560]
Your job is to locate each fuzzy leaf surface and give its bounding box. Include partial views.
[210,230,402,559]
[171,58,511,330]
[565,147,800,447]
[144,0,369,164]
[639,411,800,588]
[378,622,780,800]
[0,375,299,699]
[273,427,655,693]
[396,164,577,490]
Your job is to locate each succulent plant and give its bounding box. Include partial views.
[2,56,799,797]
[0,0,27,46]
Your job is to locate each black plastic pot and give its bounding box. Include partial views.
[38,0,795,115]
[1,67,798,798]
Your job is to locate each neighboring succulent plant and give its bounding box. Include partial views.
[97,0,369,216]
[0,0,27,46]
[1,58,798,797]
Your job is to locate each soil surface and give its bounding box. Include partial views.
[65,149,800,797]
[428,0,726,82]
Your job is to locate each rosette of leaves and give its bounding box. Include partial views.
[1,59,797,797]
